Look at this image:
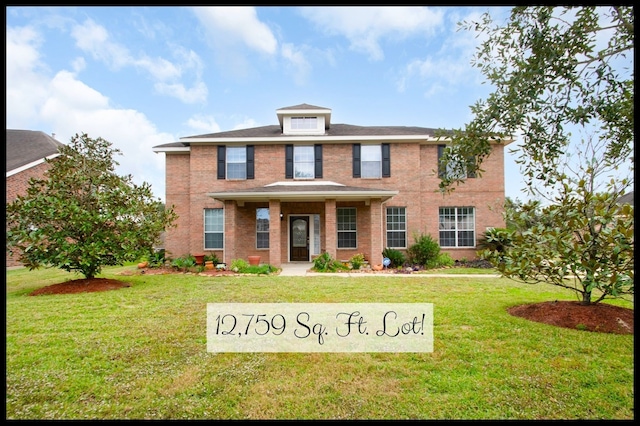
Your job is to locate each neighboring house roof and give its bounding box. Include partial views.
[617,191,634,206]
[6,129,65,176]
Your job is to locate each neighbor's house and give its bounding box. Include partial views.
[152,104,514,267]
[6,129,65,267]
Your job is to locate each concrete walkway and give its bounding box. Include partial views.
[278,262,501,278]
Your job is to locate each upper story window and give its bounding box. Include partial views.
[353,143,391,178]
[226,147,246,179]
[294,146,314,178]
[285,145,322,179]
[217,145,254,180]
[291,117,318,130]
[438,145,476,179]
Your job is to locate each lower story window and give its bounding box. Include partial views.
[256,208,269,249]
[386,207,406,248]
[204,208,224,249]
[439,207,475,247]
[337,207,357,248]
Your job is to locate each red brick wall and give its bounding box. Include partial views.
[6,161,54,267]
[162,141,507,265]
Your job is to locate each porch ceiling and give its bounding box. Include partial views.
[207,181,398,203]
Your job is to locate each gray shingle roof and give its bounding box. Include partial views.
[177,123,440,141]
[6,129,65,173]
[617,191,634,206]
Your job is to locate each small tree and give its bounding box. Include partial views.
[6,133,178,279]
[480,137,634,305]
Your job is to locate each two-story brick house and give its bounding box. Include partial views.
[152,104,514,267]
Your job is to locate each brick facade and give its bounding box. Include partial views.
[156,104,510,267]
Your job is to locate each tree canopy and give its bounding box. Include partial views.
[6,133,178,279]
[438,6,633,193]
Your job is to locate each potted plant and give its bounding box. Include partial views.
[248,255,261,266]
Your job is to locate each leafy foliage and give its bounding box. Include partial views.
[146,249,167,268]
[230,258,250,272]
[6,133,178,279]
[382,247,405,268]
[171,255,197,272]
[480,144,634,305]
[407,233,441,267]
[312,252,349,272]
[349,253,366,270]
[477,227,514,254]
[439,6,634,193]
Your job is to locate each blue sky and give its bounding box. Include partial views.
[7,5,532,203]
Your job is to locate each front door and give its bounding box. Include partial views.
[290,216,309,261]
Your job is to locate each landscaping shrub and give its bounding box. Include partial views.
[407,233,441,267]
[382,247,405,268]
[171,255,196,272]
[230,258,250,272]
[349,253,366,270]
[312,252,349,272]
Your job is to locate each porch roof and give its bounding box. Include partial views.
[207,181,398,203]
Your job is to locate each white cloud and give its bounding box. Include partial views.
[186,115,222,134]
[299,6,444,61]
[6,23,175,201]
[280,43,311,85]
[5,26,51,128]
[191,6,278,55]
[70,18,206,104]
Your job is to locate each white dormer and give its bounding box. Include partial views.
[276,103,332,135]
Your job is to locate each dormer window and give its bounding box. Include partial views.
[291,117,318,130]
[277,104,331,135]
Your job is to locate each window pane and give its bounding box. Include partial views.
[227,163,246,179]
[439,230,456,247]
[386,207,406,248]
[294,146,314,178]
[257,233,269,249]
[338,232,357,248]
[337,208,357,248]
[227,147,246,162]
[361,161,381,178]
[256,208,269,249]
[361,145,381,178]
[226,147,246,179]
[205,233,223,249]
[313,214,321,255]
[205,209,223,232]
[438,207,475,247]
[256,208,269,232]
[204,208,224,249]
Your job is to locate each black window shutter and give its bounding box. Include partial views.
[437,145,445,178]
[285,145,293,179]
[217,145,226,180]
[352,144,361,178]
[382,143,391,177]
[314,144,323,178]
[246,145,254,179]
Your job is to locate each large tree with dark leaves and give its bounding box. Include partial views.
[6,133,178,279]
[438,6,633,192]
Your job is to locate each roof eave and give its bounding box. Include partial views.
[207,190,399,203]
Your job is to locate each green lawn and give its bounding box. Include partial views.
[6,265,634,420]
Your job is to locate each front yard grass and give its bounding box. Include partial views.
[5,265,633,420]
